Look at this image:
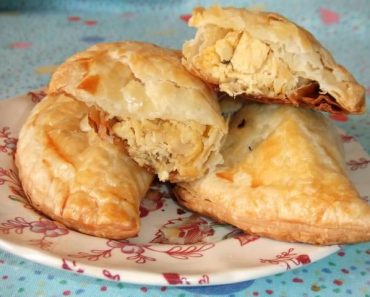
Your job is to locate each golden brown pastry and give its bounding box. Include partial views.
[16,94,153,239]
[48,42,227,182]
[175,103,370,245]
[182,6,365,114]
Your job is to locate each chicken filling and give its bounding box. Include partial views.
[184,25,316,99]
[87,106,223,182]
[113,118,223,181]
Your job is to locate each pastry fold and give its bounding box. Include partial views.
[182,6,365,114]
[16,94,153,239]
[49,42,227,182]
[175,104,370,245]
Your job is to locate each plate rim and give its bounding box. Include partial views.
[0,235,340,286]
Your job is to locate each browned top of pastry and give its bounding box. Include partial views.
[49,41,226,128]
[48,41,227,182]
[16,94,153,239]
[175,103,370,245]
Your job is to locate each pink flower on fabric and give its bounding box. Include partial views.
[319,8,340,25]
[10,42,32,49]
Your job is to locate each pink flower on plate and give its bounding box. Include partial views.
[296,254,311,265]
[151,215,215,244]
[107,240,145,255]
[140,190,164,218]
[29,219,68,237]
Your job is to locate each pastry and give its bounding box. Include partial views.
[48,42,227,182]
[175,103,370,245]
[16,94,153,239]
[182,6,365,114]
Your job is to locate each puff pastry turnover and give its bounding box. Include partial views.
[49,42,227,182]
[175,104,370,245]
[16,94,153,239]
[182,6,365,114]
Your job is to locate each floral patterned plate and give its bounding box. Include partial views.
[1,91,369,286]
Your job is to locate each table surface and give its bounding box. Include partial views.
[0,0,369,296]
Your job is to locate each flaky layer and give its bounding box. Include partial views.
[182,6,365,114]
[16,94,153,239]
[48,42,227,182]
[175,104,370,245]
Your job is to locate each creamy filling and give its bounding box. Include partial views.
[185,25,314,98]
[113,118,223,181]
[87,105,224,182]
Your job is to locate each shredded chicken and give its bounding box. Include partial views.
[87,106,224,182]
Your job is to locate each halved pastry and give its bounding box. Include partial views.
[48,42,227,182]
[175,104,370,245]
[16,94,153,239]
[182,6,365,114]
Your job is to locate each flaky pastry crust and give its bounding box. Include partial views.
[15,94,153,239]
[182,6,365,114]
[48,42,227,182]
[175,104,370,245]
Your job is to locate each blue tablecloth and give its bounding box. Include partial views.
[0,1,369,296]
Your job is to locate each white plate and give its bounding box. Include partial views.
[1,91,369,286]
